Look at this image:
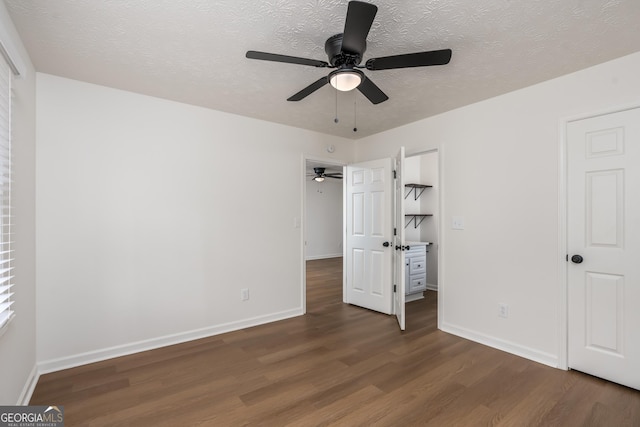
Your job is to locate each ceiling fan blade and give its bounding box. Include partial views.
[246,51,329,68]
[357,76,388,104]
[324,173,343,177]
[341,1,378,56]
[366,49,452,71]
[325,175,343,179]
[287,77,329,101]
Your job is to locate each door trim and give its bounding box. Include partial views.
[558,102,640,371]
[301,155,347,315]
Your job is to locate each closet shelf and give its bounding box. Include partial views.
[405,183,433,200]
[405,214,433,229]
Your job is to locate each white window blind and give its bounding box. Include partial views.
[0,54,13,330]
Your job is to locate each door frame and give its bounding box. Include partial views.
[558,102,640,370]
[301,155,347,314]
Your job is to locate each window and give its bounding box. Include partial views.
[0,52,13,330]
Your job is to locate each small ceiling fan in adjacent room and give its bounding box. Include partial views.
[308,167,343,182]
[246,1,452,105]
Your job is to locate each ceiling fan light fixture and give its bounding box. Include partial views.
[329,68,363,92]
[314,176,325,182]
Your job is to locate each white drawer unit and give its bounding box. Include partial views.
[410,256,426,275]
[409,275,427,293]
[405,243,428,296]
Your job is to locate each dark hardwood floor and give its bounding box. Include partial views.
[31,257,640,426]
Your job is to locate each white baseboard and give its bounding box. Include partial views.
[440,321,558,368]
[305,253,342,261]
[17,364,39,405]
[426,283,438,291]
[38,308,303,374]
[406,292,424,302]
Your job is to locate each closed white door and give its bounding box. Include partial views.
[394,147,406,330]
[345,158,394,314]
[567,107,640,390]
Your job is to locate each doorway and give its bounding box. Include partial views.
[302,157,345,313]
[403,150,440,328]
[302,148,442,331]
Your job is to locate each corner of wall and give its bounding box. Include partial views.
[16,365,39,405]
[0,1,38,406]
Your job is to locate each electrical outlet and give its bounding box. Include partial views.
[498,303,509,318]
[241,288,249,301]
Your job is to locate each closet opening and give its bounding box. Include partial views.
[403,150,439,329]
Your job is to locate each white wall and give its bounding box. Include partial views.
[355,51,640,366]
[35,74,354,370]
[0,3,37,404]
[305,178,342,260]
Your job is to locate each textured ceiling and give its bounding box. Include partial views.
[5,0,640,139]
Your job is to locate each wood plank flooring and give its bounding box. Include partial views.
[31,257,640,426]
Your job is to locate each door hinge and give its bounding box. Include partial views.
[393,285,397,293]
[394,228,397,236]
[566,254,568,262]
[393,170,397,179]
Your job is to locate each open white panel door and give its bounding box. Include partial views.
[394,147,406,330]
[345,158,394,314]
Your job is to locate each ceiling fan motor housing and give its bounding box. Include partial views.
[325,33,364,67]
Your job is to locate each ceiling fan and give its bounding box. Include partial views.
[246,1,452,105]
[308,167,343,182]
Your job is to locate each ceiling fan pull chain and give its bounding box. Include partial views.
[353,94,358,132]
[334,88,339,123]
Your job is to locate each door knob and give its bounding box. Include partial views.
[571,254,584,264]
[383,241,390,247]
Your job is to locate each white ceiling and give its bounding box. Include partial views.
[5,0,640,139]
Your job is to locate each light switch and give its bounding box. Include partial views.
[452,216,465,230]
[293,217,301,228]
